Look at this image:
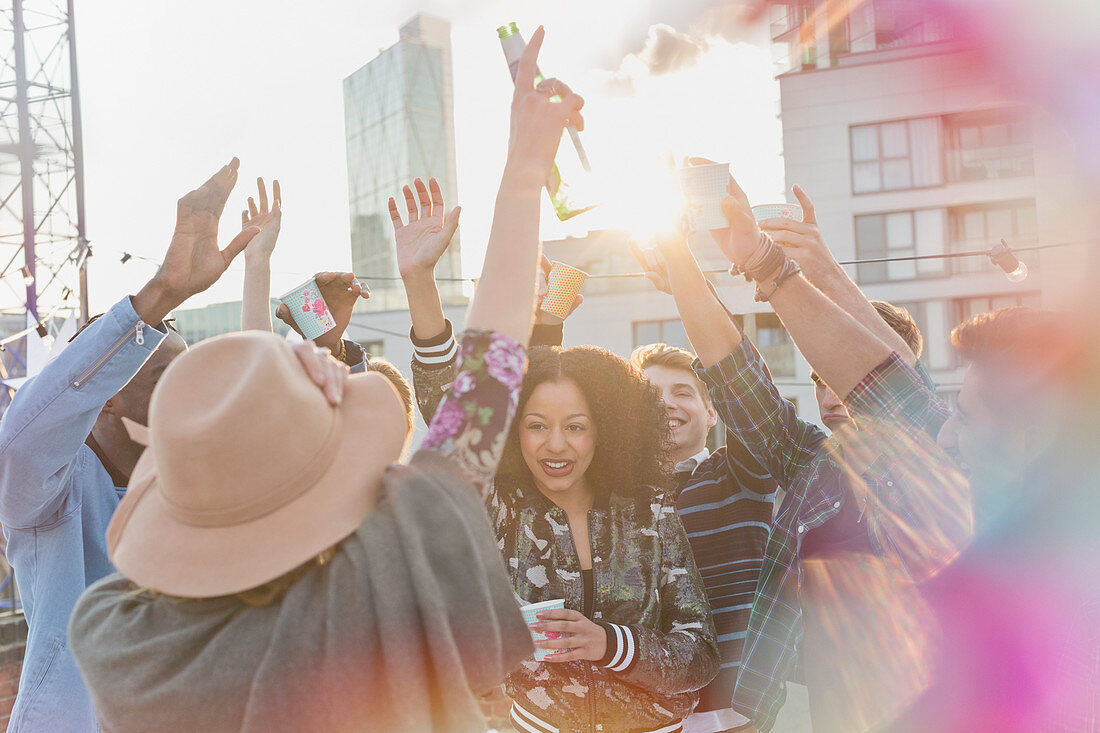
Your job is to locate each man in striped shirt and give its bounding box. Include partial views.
[631,343,776,733]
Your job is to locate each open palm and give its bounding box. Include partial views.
[241,177,282,259]
[387,177,460,277]
[159,158,258,300]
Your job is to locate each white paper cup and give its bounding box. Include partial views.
[520,598,565,662]
[279,278,338,340]
[541,262,588,320]
[751,203,804,223]
[677,162,731,231]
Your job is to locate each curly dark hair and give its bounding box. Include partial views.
[496,345,673,500]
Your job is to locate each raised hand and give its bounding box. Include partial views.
[506,27,585,186]
[536,254,584,325]
[134,158,259,325]
[683,156,764,267]
[277,271,369,354]
[388,177,460,279]
[242,178,282,261]
[757,185,836,283]
[629,213,694,295]
[629,241,672,295]
[716,176,766,267]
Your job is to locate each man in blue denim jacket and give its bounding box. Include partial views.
[0,159,263,731]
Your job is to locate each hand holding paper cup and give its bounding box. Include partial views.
[279,278,338,340]
[677,161,731,232]
[751,203,804,223]
[540,261,588,320]
[521,599,566,661]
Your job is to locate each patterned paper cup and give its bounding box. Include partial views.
[279,278,338,340]
[751,203,804,223]
[541,262,588,320]
[520,598,566,662]
[677,162,731,231]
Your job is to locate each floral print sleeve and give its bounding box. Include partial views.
[418,329,526,497]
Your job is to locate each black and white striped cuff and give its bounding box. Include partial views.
[510,702,559,733]
[410,320,458,368]
[511,701,683,733]
[597,622,637,672]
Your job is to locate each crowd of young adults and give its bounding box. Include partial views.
[0,25,1093,733]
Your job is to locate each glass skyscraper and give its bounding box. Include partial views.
[343,14,464,312]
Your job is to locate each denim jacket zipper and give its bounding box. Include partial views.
[72,322,144,389]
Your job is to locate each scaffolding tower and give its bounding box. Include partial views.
[0,0,86,348]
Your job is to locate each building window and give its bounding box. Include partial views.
[851,117,943,194]
[843,0,957,56]
[632,319,690,351]
[949,199,1039,274]
[945,110,1033,182]
[633,315,790,377]
[854,208,948,283]
[751,314,795,378]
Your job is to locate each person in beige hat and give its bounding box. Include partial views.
[0,155,268,732]
[69,28,583,732]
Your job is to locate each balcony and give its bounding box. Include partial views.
[946,143,1034,182]
[771,1,815,41]
[773,39,818,75]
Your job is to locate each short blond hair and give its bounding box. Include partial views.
[630,343,710,403]
[870,300,923,358]
[366,358,414,438]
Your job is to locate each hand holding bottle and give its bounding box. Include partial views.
[505,27,585,189]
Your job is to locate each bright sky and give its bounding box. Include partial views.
[77,0,783,313]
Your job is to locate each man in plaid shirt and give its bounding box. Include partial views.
[634,177,970,732]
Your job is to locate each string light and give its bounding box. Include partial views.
[108,237,1090,285]
[326,238,1090,284]
[988,239,1029,282]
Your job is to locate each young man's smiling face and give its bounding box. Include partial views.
[643,364,716,464]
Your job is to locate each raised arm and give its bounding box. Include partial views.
[389,176,459,345]
[464,28,583,344]
[389,176,461,424]
[241,178,281,332]
[417,27,583,493]
[275,271,370,370]
[0,159,259,527]
[631,229,743,368]
[758,185,918,366]
[633,232,822,487]
[714,175,893,400]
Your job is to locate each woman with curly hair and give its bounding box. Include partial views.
[390,179,719,732]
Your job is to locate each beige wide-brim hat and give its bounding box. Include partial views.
[107,331,407,599]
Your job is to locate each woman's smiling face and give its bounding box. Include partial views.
[518,378,597,502]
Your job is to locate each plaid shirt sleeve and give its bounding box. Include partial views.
[844,352,950,436]
[839,354,973,582]
[694,338,827,491]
